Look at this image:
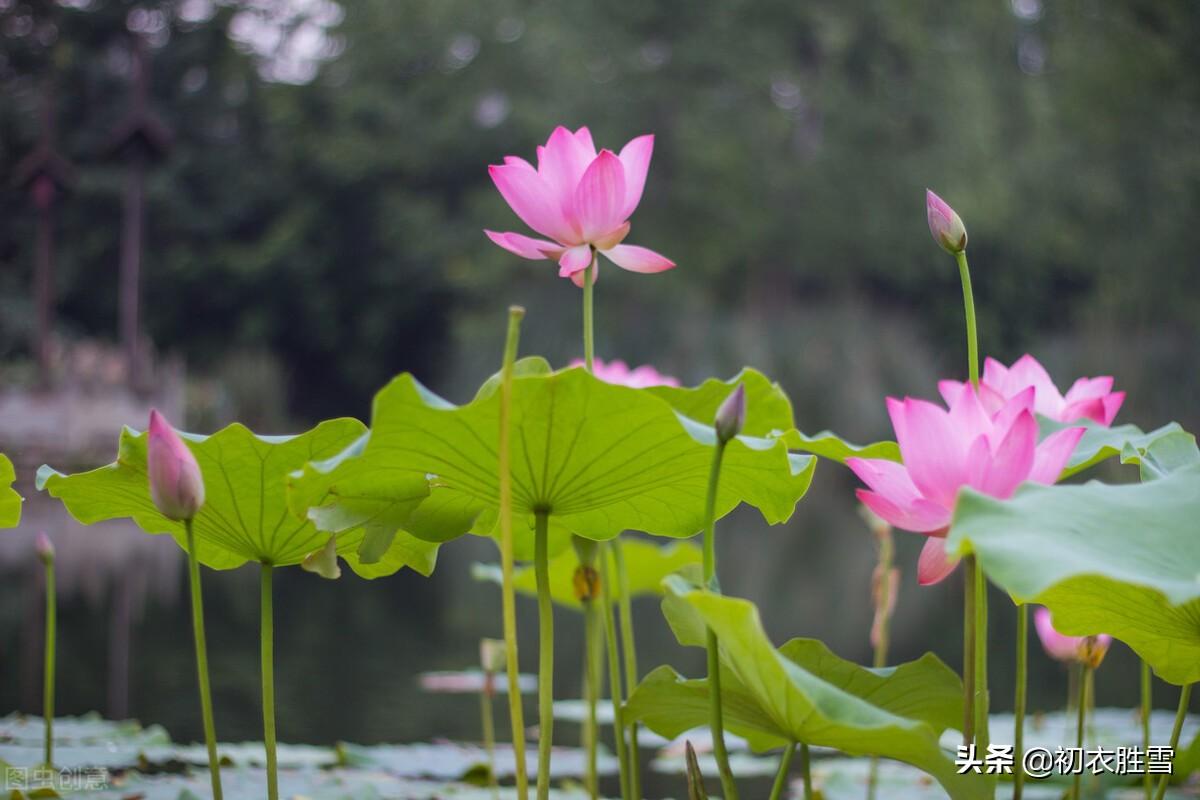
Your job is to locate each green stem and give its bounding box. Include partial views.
[799,742,813,800]
[767,742,797,800]
[260,563,278,800]
[499,306,530,800]
[481,677,499,800]
[702,443,726,591]
[955,250,979,387]
[1153,683,1192,800]
[1072,665,1092,800]
[867,541,893,800]
[582,254,596,372]
[185,519,223,800]
[1013,603,1027,800]
[535,511,554,800]
[1141,660,1152,800]
[962,557,977,746]
[600,545,631,799]
[974,558,990,751]
[42,557,56,767]
[614,542,643,800]
[582,596,600,800]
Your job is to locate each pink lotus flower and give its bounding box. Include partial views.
[1034,607,1112,667]
[941,354,1124,426]
[147,409,205,522]
[486,126,675,286]
[570,357,680,388]
[926,189,967,254]
[846,382,1085,585]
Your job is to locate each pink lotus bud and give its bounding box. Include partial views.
[147,409,205,521]
[35,531,55,565]
[926,189,967,254]
[1034,606,1112,667]
[714,384,747,444]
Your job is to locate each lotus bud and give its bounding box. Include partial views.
[480,638,506,674]
[35,531,55,565]
[302,536,342,580]
[714,384,747,444]
[926,189,967,254]
[147,409,205,521]
[685,741,709,800]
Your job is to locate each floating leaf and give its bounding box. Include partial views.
[0,454,21,528]
[37,420,435,577]
[626,577,988,800]
[291,367,814,550]
[472,538,702,610]
[948,466,1200,684]
[1045,417,1185,479]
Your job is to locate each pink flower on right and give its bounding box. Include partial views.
[1034,606,1112,667]
[942,354,1125,426]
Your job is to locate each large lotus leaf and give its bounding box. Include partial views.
[1043,417,1185,479]
[1119,429,1200,482]
[626,577,987,800]
[291,367,815,549]
[36,420,436,577]
[780,429,901,463]
[472,538,702,610]
[948,465,1200,684]
[645,368,794,437]
[0,454,21,527]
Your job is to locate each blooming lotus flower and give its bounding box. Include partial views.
[147,409,205,522]
[486,126,675,286]
[570,357,680,388]
[940,354,1125,427]
[926,189,967,254]
[1034,607,1112,668]
[846,382,1085,585]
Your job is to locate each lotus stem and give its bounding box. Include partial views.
[867,532,894,800]
[1013,603,1028,800]
[799,742,814,800]
[962,557,977,746]
[1072,664,1092,800]
[481,674,499,800]
[600,544,631,798]
[614,541,644,799]
[185,519,223,799]
[499,306,530,800]
[767,742,796,800]
[582,593,600,799]
[41,552,55,767]
[535,510,554,800]
[260,562,278,800]
[1141,660,1152,800]
[582,253,596,372]
[1153,683,1191,800]
[974,559,990,752]
[955,250,979,388]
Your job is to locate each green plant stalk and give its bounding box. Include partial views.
[955,250,979,387]
[799,742,814,800]
[534,510,554,800]
[974,559,990,752]
[480,677,499,800]
[867,536,894,800]
[582,596,600,800]
[260,562,278,800]
[1141,660,1152,800]
[582,254,596,372]
[1072,665,1092,800]
[42,555,55,767]
[600,545,631,798]
[184,520,223,799]
[962,557,977,746]
[701,440,738,800]
[499,306,530,800]
[1013,603,1028,800]
[1153,683,1192,800]
[768,742,796,800]
[613,542,644,800]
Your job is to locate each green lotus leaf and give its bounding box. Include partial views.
[37,419,436,577]
[626,577,987,800]
[291,366,815,549]
[0,454,21,528]
[1119,429,1200,481]
[1044,417,1185,479]
[948,465,1200,684]
[472,538,702,610]
[645,368,794,437]
[780,429,901,463]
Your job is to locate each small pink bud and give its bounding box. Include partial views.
[35,531,55,565]
[147,409,205,521]
[714,384,746,444]
[926,189,968,254]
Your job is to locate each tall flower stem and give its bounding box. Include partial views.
[498,306,530,800]
[581,590,601,799]
[613,542,643,800]
[702,440,739,800]
[955,251,979,387]
[962,557,977,746]
[41,553,56,767]
[767,743,796,800]
[534,510,554,800]
[1012,603,1028,800]
[600,545,631,798]
[260,562,278,800]
[481,674,499,800]
[974,559,990,751]
[1140,660,1153,800]
[798,742,813,800]
[582,253,596,372]
[1153,683,1192,800]
[184,519,223,799]
[1072,665,1092,800]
